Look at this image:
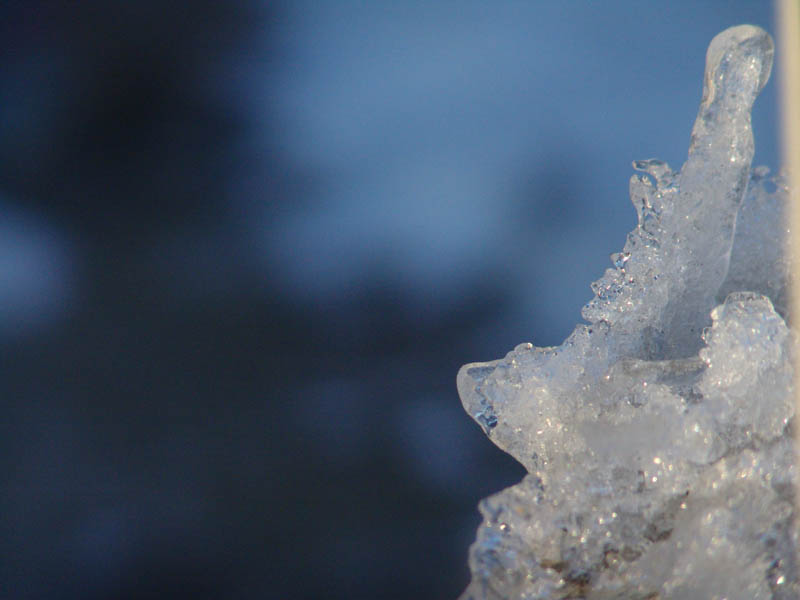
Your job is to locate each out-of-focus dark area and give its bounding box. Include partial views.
[0,2,779,598]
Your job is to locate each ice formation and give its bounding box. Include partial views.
[458,25,798,599]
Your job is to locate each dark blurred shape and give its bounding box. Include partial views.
[0,2,522,598]
[0,0,257,237]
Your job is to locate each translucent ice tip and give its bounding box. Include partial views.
[702,24,774,111]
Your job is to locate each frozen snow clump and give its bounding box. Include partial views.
[458,24,798,600]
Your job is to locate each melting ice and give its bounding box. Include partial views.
[458,25,797,600]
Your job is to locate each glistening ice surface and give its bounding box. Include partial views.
[458,25,797,600]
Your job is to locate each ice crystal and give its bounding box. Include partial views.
[458,25,797,599]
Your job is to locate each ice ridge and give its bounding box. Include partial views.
[458,25,796,600]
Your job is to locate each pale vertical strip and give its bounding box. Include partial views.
[778,0,800,525]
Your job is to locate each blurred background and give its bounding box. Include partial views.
[0,2,780,599]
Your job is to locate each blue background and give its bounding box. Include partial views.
[0,2,779,598]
